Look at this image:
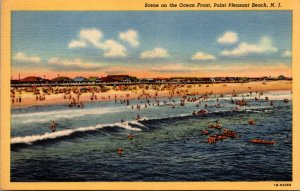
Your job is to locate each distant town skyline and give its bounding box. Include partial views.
[12,11,292,79]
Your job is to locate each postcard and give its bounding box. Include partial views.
[1,0,300,190]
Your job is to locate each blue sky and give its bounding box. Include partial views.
[12,11,292,78]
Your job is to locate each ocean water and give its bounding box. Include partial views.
[11,90,292,181]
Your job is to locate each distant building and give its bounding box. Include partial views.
[106,75,130,82]
[105,75,137,82]
[20,76,45,83]
[249,77,263,82]
[236,77,250,82]
[224,77,237,82]
[212,77,225,82]
[72,76,87,83]
[278,75,286,80]
[86,76,101,83]
[51,76,72,83]
[261,76,269,81]
[140,78,154,83]
[11,79,20,84]
[169,78,187,83]
[100,76,110,83]
[153,77,168,83]
[198,77,211,82]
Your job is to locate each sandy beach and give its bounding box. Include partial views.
[11,80,292,108]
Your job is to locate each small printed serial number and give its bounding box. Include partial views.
[274,183,291,187]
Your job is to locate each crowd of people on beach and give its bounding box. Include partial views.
[10,90,22,104]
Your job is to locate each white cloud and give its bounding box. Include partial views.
[79,28,103,47]
[68,28,103,49]
[282,50,291,57]
[102,40,127,58]
[218,31,238,45]
[191,51,216,60]
[48,57,103,69]
[140,48,169,59]
[14,52,41,63]
[220,36,277,56]
[119,29,139,47]
[68,40,87,49]
[68,28,127,58]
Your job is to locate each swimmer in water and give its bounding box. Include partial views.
[117,147,123,155]
[136,115,141,120]
[128,133,134,140]
[50,121,57,132]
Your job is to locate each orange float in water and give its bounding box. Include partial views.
[128,134,134,139]
[250,139,276,145]
[208,123,221,129]
[197,109,208,115]
[201,130,209,135]
[222,129,237,138]
[248,119,256,125]
[216,135,228,140]
[117,147,123,155]
[207,136,217,144]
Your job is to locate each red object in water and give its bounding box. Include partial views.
[208,124,221,129]
[222,129,237,138]
[250,139,276,145]
[207,136,217,144]
[248,119,256,125]
[117,147,123,154]
[198,109,208,115]
[128,134,134,139]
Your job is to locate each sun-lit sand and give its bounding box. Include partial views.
[11,80,292,108]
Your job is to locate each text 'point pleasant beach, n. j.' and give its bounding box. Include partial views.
[144,2,282,8]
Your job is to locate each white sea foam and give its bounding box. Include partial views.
[12,129,76,144]
[115,122,142,131]
[13,107,125,124]
[262,91,292,101]
[264,109,274,112]
[216,90,291,102]
[11,121,141,145]
[129,120,146,128]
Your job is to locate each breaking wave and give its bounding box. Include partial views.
[11,120,145,145]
